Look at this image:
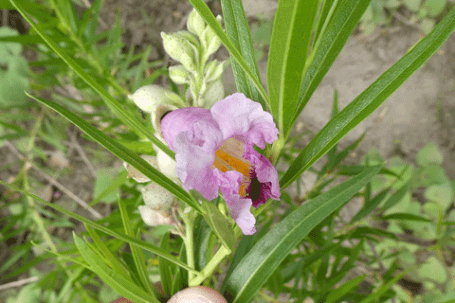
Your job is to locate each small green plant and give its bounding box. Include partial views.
[361,0,454,34]
[356,143,455,302]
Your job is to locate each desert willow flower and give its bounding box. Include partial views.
[160,93,280,235]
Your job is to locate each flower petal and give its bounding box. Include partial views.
[244,144,281,207]
[213,169,256,235]
[210,93,278,149]
[161,107,215,151]
[162,107,224,200]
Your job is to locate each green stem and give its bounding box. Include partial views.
[183,211,196,283]
[189,245,231,286]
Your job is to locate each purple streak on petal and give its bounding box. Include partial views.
[213,169,256,235]
[244,144,281,208]
[210,93,278,149]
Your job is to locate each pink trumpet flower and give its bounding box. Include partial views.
[161,93,280,235]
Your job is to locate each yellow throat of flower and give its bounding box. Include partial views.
[210,137,252,196]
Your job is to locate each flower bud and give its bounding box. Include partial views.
[204,59,224,83]
[151,104,178,139]
[141,182,174,210]
[156,146,178,180]
[161,32,196,71]
[187,8,205,37]
[128,85,183,113]
[138,206,174,226]
[167,286,227,303]
[124,155,158,183]
[169,65,190,85]
[201,79,224,109]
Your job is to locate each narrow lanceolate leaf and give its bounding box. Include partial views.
[223,164,382,303]
[118,199,156,297]
[28,94,203,214]
[9,0,174,159]
[267,0,318,134]
[221,0,266,109]
[0,180,196,273]
[280,5,455,190]
[325,274,366,303]
[187,0,269,104]
[74,234,158,303]
[288,0,371,138]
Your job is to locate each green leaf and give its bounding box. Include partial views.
[280,4,455,190]
[404,0,422,12]
[202,200,235,249]
[27,94,202,214]
[352,187,390,223]
[0,180,196,273]
[288,0,371,138]
[93,168,123,204]
[267,0,318,134]
[73,234,158,303]
[326,275,366,303]
[84,224,128,277]
[425,183,453,211]
[0,27,29,108]
[424,0,447,17]
[220,0,266,109]
[359,267,412,303]
[158,232,174,297]
[223,164,382,303]
[91,170,128,206]
[9,0,175,159]
[187,0,269,104]
[380,212,432,222]
[118,198,157,298]
[417,142,443,167]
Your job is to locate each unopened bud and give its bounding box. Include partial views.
[156,146,178,180]
[187,8,205,37]
[141,182,174,210]
[138,206,174,226]
[167,286,227,303]
[128,85,183,113]
[124,155,158,183]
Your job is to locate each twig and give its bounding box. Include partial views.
[67,129,98,178]
[4,141,103,220]
[0,277,39,291]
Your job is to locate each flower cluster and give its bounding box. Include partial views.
[162,9,224,108]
